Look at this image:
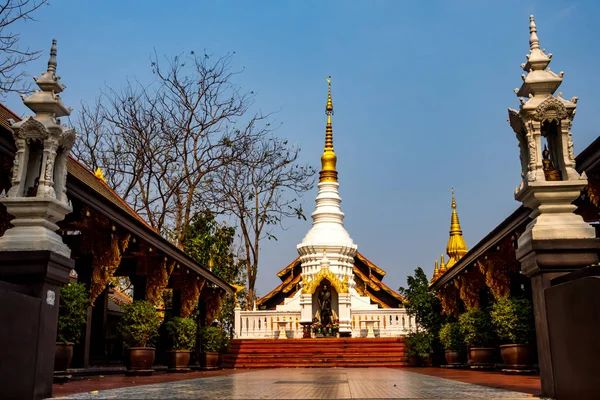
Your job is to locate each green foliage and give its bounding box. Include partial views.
[118,300,162,348]
[183,211,246,336]
[439,322,464,351]
[57,281,89,344]
[459,308,495,347]
[490,297,535,345]
[398,267,444,333]
[199,326,228,353]
[405,331,433,358]
[165,317,197,350]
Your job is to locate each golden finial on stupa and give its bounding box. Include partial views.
[446,187,468,268]
[208,256,214,271]
[439,254,447,274]
[319,76,338,183]
[432,259,440,282]
[94,167,106,182]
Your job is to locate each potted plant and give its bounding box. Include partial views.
[439,322,465,366]
[459,309,496,367]
[199,326,224,369]
[118,300,162,375]
[490,297,535,369]
[165,317,197,372]
[55,281,89,372]
[405,331,433,366]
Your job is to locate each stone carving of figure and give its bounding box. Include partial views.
[542,145,562,181]
[318,284,332,327]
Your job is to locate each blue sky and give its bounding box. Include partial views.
[5,1,599,295]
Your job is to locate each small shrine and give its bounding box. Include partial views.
[0,39,76,257]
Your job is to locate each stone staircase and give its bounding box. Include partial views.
[222,337,407,368]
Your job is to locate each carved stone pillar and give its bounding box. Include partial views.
[508,17,600,398]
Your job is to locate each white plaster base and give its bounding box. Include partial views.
[0,197,72,258]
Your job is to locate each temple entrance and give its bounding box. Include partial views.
[311,279,339,337]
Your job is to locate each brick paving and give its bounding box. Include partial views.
[51,368,537,399]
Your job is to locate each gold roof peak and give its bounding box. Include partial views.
[439,254,447,274]
[446,187,468,267]
[319,76,338,183]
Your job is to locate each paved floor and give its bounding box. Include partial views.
[52,368,535,399]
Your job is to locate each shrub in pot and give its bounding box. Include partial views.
[439,322,465,365]
[118,300,162,375]
[199,326,225,369]
[405,331,433,367]
[459,309,496,366]
[165,317,197,372]
[55,281,89,371]
[490,297,535,368]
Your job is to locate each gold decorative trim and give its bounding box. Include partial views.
[302,268,348,294]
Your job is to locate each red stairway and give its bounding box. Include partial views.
[222,337,407,368]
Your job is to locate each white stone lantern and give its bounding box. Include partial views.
[0,39,76,257]
[508,16,595,245]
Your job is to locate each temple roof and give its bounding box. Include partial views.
[258,252,404,309]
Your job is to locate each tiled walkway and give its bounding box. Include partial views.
[52,368,536,399]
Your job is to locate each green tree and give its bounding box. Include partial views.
[398,267,444,333]
[399,267,446,364]
[183,211,245,336]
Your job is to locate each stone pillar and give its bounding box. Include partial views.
[0,251,73,400]
[517,238,598,397]
[337,293,352,336]
[0,40,77,399]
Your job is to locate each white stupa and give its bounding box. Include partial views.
[276,77,378,335]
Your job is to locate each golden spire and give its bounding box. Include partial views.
[433,259,440,281]
[319,76,338,183]
[446,187,468,268]
[439,254,447,274]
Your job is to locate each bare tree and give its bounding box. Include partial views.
[0,0,49,97]
[206,132,315,309]
[73,52,262,247]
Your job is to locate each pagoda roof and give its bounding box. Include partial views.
[258,252,404,309]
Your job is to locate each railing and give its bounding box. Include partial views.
[350,309,415,337]
[234,308,414,339]
[235,309,303,339]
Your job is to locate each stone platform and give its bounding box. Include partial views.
[223,337,407,368]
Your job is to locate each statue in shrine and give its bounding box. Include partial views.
[318,284,332,327]
[542,145,562,181]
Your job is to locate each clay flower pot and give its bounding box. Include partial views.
[500,344,534,369]
[125,347,155,376]
[444,350,464,365]
[202,352,220,369]
[54,342,74,372]
[469,347,495,366]
[167,350,191,372]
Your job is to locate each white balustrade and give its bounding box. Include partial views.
[235,308,303,339]
[234,307,413,339]
[350,309,414,338]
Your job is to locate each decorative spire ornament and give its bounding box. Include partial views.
[320,76,338,183]
[446,187,468,268]
[0,39,76,257]
[439,254,447,274]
